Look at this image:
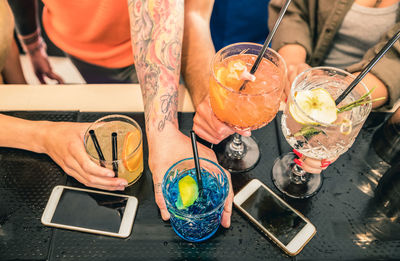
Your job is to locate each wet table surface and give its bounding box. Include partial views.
[0,111,399,261]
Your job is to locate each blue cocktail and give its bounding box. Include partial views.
[162,157,229,242]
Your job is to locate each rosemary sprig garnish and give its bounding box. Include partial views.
[293,126,326,141]
[337,86,385,113]
[290,86,384,142]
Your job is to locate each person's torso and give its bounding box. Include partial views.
[306,0,400,66]
[42,0,133,68]
[210,0,270,51]
[324,2,399,68]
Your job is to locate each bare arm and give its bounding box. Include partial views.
[0,113,127,190]
[0,114,46,152]
[2,37,27,84]
[181,0,215,108]
[185,0,250,143]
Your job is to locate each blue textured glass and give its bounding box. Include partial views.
[162,158,229,242]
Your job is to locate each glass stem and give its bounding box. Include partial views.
[290,163,309,184]
[228,133,246,159]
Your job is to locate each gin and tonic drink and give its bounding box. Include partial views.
[272,67,372,198]
[162,158,229,242]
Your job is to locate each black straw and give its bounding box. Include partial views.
[335,30,400,105]
[190,130,203,191]
[239,0,292,91]
[112,132,118,177]
[89,130,105,167]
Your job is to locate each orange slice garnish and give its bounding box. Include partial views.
[226,60,246,89]
[216,67,228,86]
[227,60,246,74]
[122,130,143,172]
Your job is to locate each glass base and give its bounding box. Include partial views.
[213,135,260,173]
[271,153,323,199]
[173,224,220,243]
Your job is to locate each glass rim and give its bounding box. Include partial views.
[162,157,229,218]
[84,114,143,163]
[290,66,372,127]
[211,42,287,96]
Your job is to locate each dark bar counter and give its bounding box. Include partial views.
[0,111,399,260]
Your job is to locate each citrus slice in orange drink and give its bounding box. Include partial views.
[226,60,246,89]
[216,67,228,86]
[122,130,142,172]
[213,67,230,110]
[227,60,246,74]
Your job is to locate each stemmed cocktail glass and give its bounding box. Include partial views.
[271,67,372,198]
[210,42,287,173]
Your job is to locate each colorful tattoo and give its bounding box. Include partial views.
[128,0,183,132]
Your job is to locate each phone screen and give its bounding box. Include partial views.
[241,187,307,245]
[51,189,128,233]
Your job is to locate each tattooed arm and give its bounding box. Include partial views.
[128,0,233,227]
[128,0,182,133]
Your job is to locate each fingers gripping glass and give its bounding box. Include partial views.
[84,114,144,186]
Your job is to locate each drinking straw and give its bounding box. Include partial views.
[190,130,203,191]
[89,130,106,167]
[335,30,400,105]
[112,132,118,177]
[239,0,292,91]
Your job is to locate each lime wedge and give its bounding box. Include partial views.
[289,88,337,125]
[175,175,199,209]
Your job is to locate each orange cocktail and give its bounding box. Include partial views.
[210,44,286,131]
[208,42,286,173]
[84,115,144,186]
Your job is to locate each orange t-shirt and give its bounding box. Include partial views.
[42,0,134,68]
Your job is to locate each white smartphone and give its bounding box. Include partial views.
[41,185,138,238]
[234,179,316,256]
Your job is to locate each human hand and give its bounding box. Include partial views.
[21,35,64,84]
[293,149,338,174]
[193,95,251,144]
[148,127,234,228]
[282,63,311,102]
[40,121,128,190]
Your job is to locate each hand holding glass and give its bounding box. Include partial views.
[162,157,229,242]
